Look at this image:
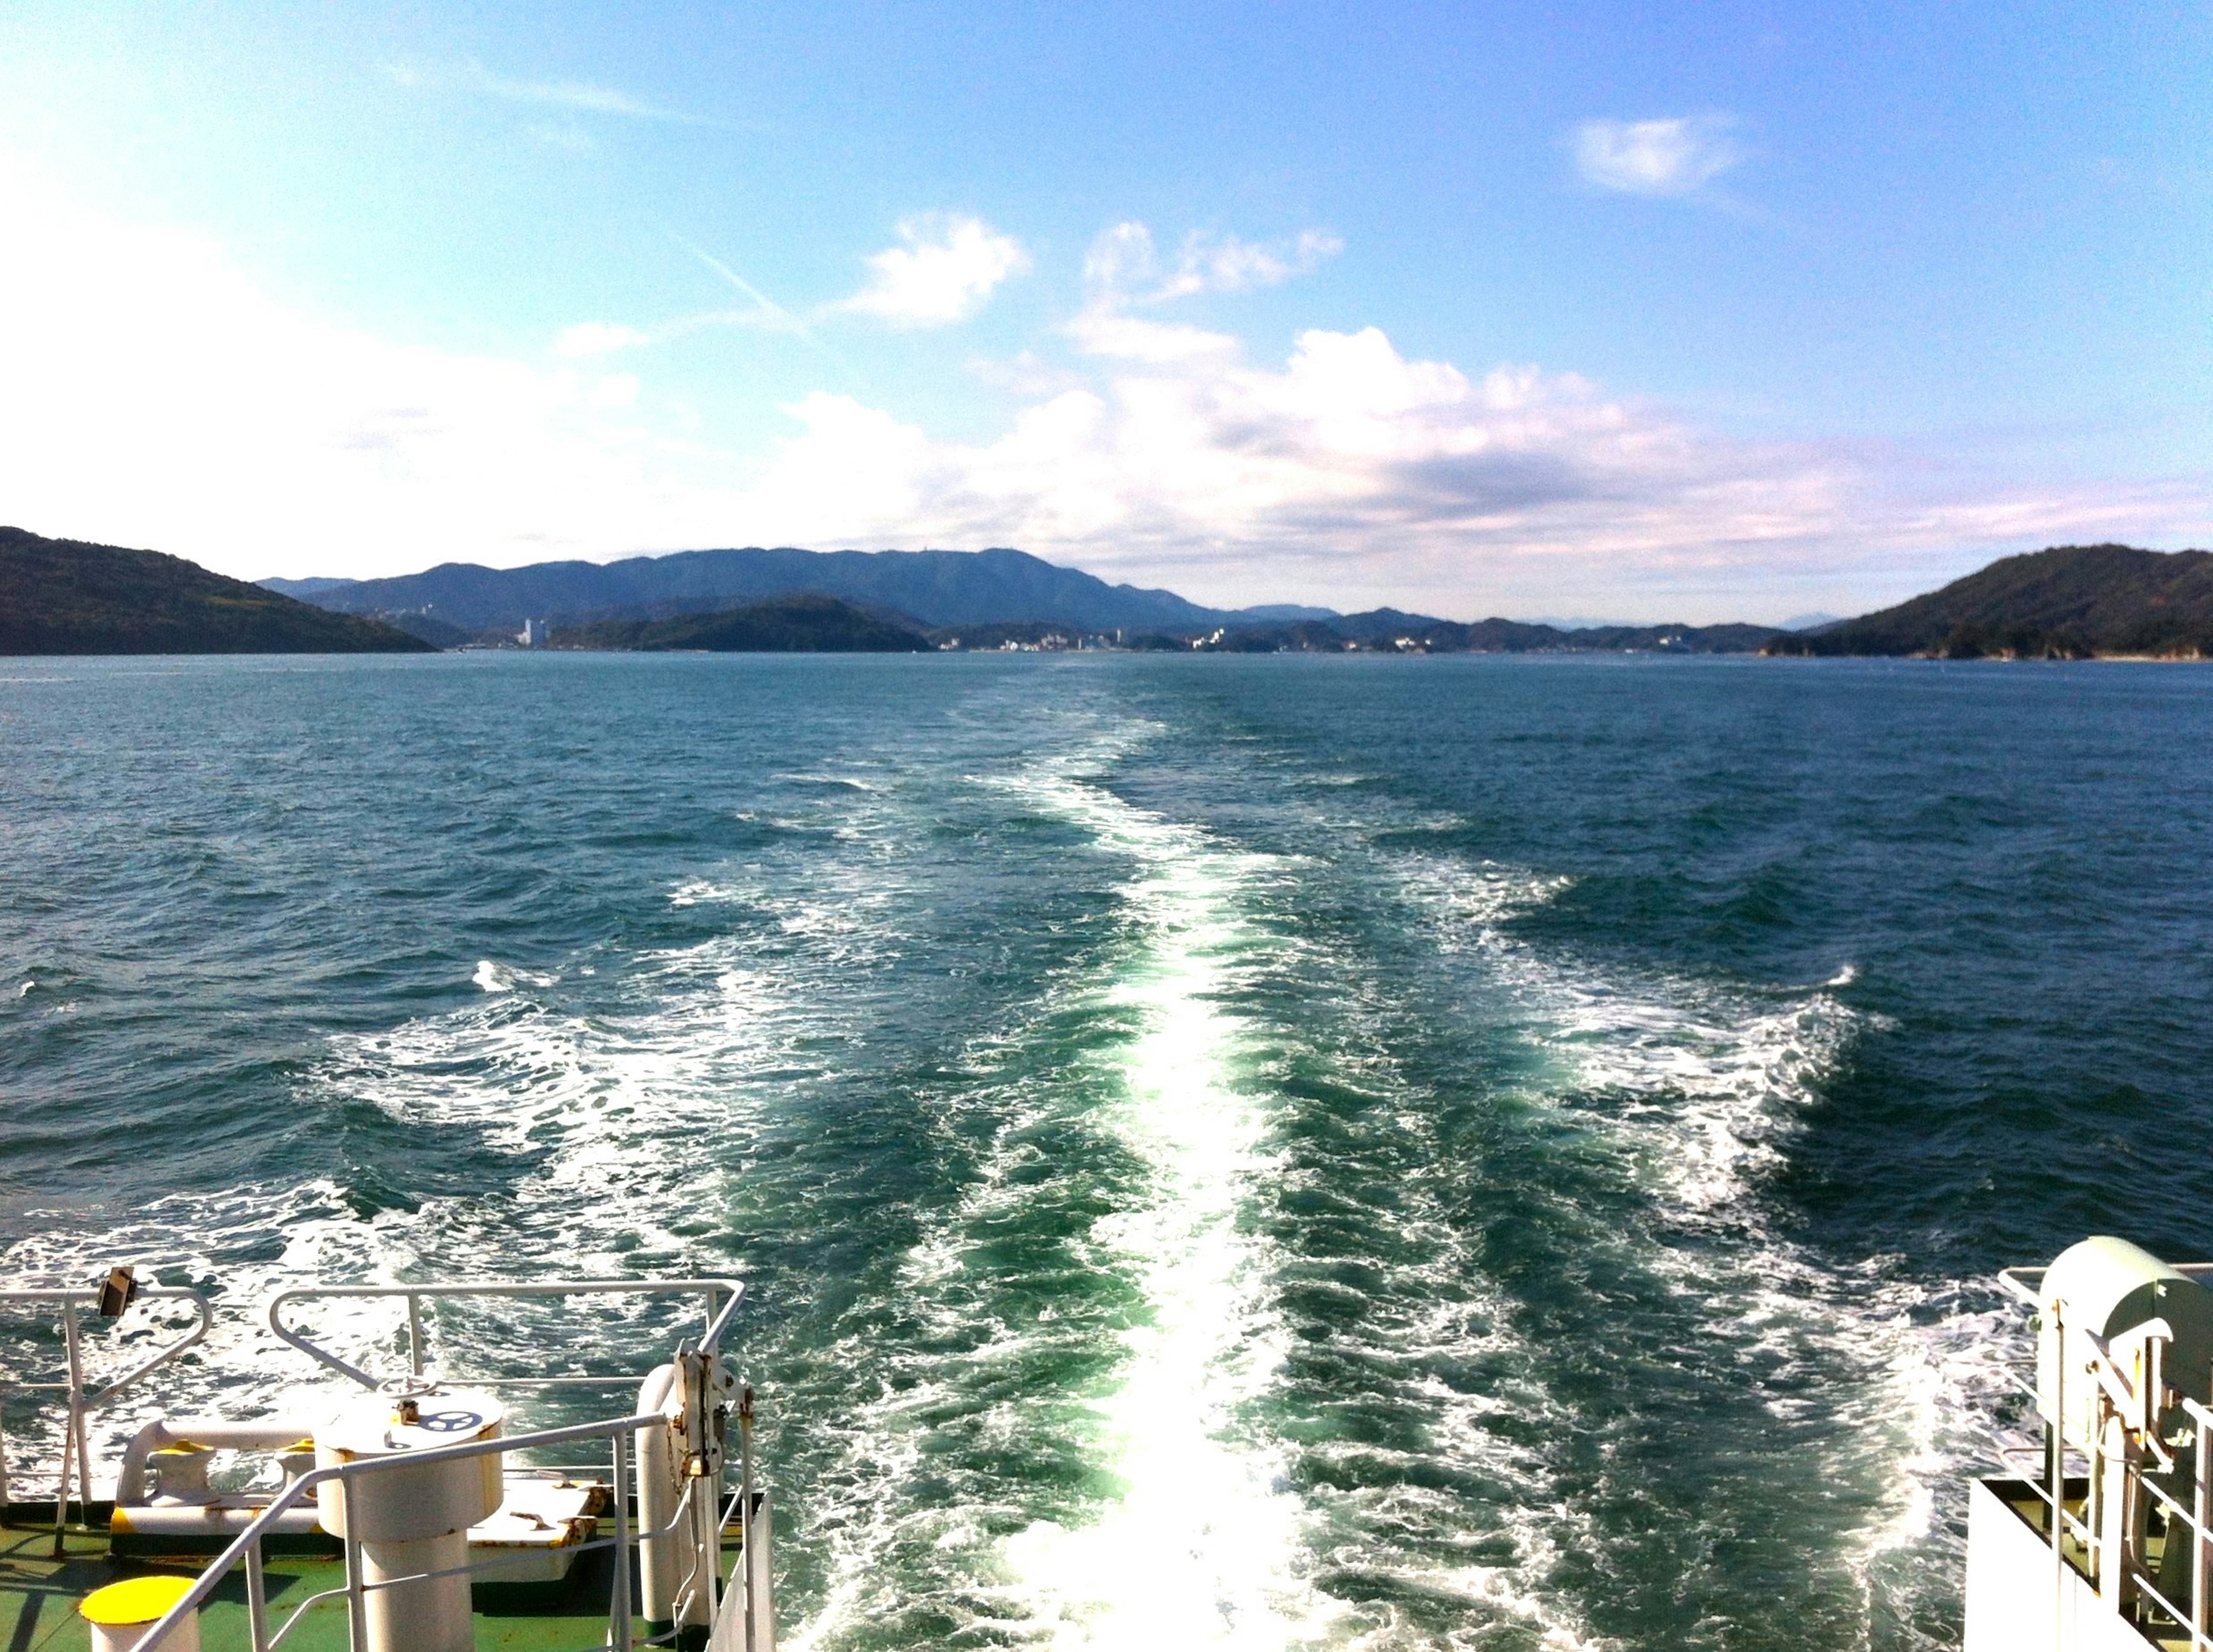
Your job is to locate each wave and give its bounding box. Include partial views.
[1386,848,2015,1645]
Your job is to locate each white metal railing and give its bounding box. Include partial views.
[133,1408,677,1650]
[0,1277,212,1532]
[1993,1265,2213,1650]
[3,1272,768,1651]
[266,1276,744,1390]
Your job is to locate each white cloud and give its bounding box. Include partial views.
[1064,312,1238,364]
[1573,115,1742,196]
[1083,222,1341,305]
[834,215,1029,328]
[0,169,2197,617]
[387,59,709,126]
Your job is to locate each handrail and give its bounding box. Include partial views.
[135,1408,666,1651]
[0,1285,212,1407]
[265,1277,745,1388]
[0,1283,212,1518]
[1991,1264,2213,1649]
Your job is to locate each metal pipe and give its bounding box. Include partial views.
[339,1479,369,1652]
[741,1383,757,1652]
[247,1538,270,1651]
[2197,1408,2210,1647]
[611,1429,633,1652]
[2053,1302,2065,1652]
[407,1295,425,1378]
[266,1279,747,1388]
[55,1299,84,1549]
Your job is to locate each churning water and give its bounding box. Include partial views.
[5,652,2212,1649]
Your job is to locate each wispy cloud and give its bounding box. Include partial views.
[1083,222,1341,305]
[1573,115,1742,196]
[384,59,716,127]
[832,215,1029,328]
[679,241,813,339]
[1066,220,1339,361]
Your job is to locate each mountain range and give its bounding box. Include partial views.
[6,526,2210,659]
[263,546,1235,636]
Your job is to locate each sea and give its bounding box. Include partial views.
[4,651,2211,1651]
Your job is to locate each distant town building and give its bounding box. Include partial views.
[519,618,548,648]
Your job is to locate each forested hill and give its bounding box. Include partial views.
[0,528,433,655]
[1766,544,2213,659]
[558,593,931,652]
[266,545,1230,634]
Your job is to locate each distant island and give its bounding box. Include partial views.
[1,527,431,655]
[7,524,2209,659]
[1762,543,2213,659]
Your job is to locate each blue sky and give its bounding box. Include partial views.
[1,1,2207,620]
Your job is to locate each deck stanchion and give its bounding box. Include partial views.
[2195,1404,2210,1648]
[246,1536,270,1650]
[339,1478,369,1652]
[740,1383,757,1652]
[55,1298,86,1548]
[2053,1305,2065,1652]
[611,1428,635,1652]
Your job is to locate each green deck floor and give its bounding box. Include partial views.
[0,1506,733,1651]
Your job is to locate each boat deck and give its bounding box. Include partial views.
[0,1503,734,1650]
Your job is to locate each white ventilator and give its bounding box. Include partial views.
[315,1385,504,1652]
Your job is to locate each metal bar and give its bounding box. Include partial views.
[2053,1301,2065,1652]
[86,1292,214,1411]
[2197,1409,2210,1643]
[611,1428,634,1652]
[339,1479,368,1652]
[56,1300,83,1546]
[741,1382,757,1652]
[266,1279,747,1386]
[247,1536,271,1651]
[265,1585,353,1651]
[407,1293,426,1378]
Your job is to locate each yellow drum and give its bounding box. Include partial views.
[80,1575,199,1652]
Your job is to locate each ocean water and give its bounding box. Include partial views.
[4,652,2212,1650]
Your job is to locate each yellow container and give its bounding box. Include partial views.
[80,1574,200,1652]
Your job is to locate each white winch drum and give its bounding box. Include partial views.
[314,1387,505,1652]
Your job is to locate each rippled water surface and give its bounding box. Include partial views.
[5,652,2211,1650]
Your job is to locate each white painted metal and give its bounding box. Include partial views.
[636,1363,690,1628]
[1977,1243,2213,1651]
[16,1272,773,1652]
[1965,1480,2155,1652]
[314,1387,504,1652]
[88,1612,202,1652]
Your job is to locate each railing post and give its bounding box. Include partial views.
[55,1299,85,1551]
[741,1383,757,1652]
[611,1428,633,1652]
[339,1478,369,1652]
[407,1294,426,1378]
[2195,1406,2210,1648]
[246,1535,271,1650]
[2053,1304,2065,1652]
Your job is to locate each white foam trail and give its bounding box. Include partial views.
[1390,849,2008,1643]
[957,748,1333,1647]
